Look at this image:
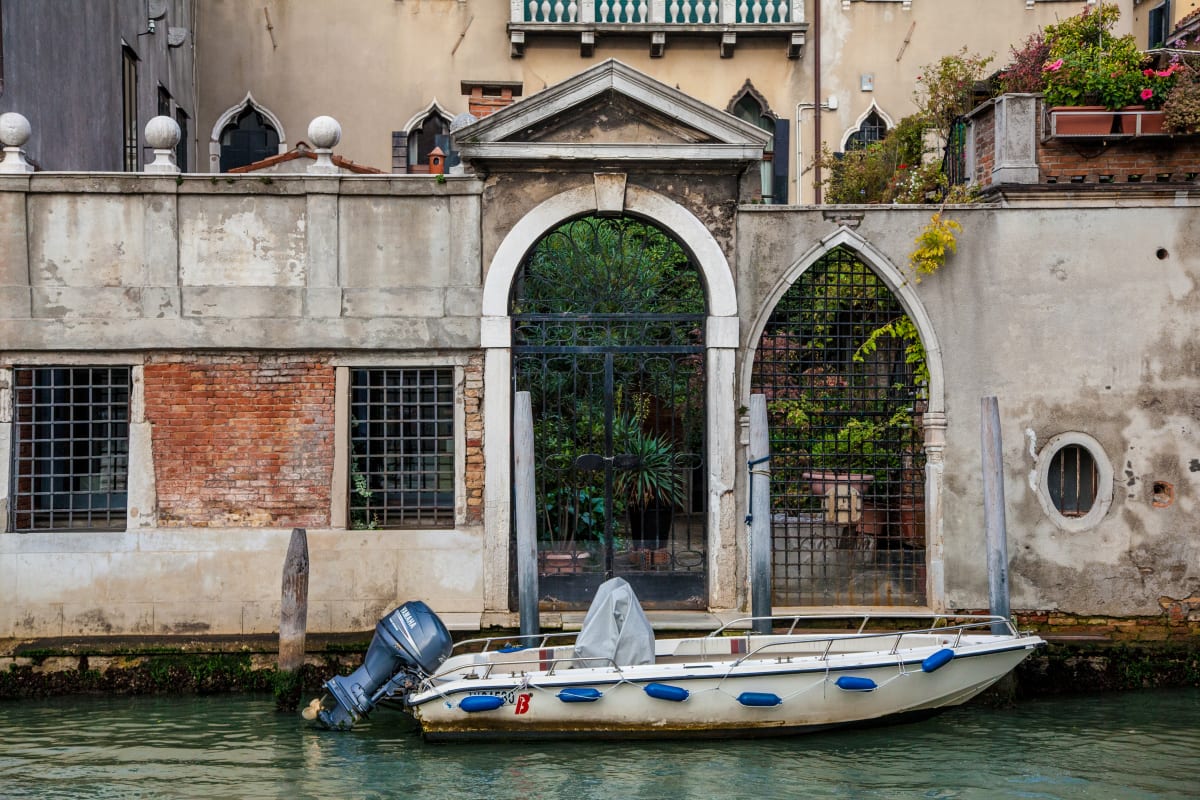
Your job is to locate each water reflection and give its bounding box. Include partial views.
[1,690,1198,799]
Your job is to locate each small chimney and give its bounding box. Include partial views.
[460,80,523,119]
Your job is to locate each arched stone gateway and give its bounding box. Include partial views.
[744,228,946,610]
[481,179,740,612]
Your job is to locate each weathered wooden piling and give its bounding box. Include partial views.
[748,394,772,635]
[981,397,1011,636]
[276,527,309,709]
[514,391,539,638]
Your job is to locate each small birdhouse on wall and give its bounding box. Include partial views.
[428,147,446,175]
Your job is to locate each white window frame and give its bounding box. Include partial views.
[330,357,468,530]
[1034,431,1114,532]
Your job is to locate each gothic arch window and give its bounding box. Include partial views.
[845,108,890,150]
[395,102,453,174]
[727,81,788,204]
[750,245,927,607]
[209,94,286,173]
[218,107,281,172]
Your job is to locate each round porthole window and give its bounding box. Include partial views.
[1035,432,1113,531]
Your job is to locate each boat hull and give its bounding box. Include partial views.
[407,643,1036,741]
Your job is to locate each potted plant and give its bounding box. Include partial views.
[539,484,604,573]
[1163,62,1200,134]
[1039,4,1152,135]
[614,421,685,550]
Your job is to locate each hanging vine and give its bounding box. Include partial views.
[908,212,962,282]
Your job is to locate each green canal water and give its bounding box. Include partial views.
[1,689,1198,799]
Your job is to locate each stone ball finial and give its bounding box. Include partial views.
[145,116,182,149]
[307,116,342,149]
[450,112,478,132]
[0,112,32,147]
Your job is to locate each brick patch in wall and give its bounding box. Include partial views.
[143,354,336,528]
[463,352,485,525]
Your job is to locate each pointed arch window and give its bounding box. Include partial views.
[728,82,789,205]
[394,107,453,174]
[751,246,927,607]
[219,107,281,172]
[845,110,889,150]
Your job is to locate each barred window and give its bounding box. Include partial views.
[1047,444,1097,518]
[349,368,455,529]
[1035,432,1113,531]
[10,367,130,532]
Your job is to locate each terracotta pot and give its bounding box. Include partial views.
[802,470,874,495]
[1117,106,1165,135]
[899,500,926,548]
[857,502,888,540]
[539,550,589,575]
[1049,106,1116,136]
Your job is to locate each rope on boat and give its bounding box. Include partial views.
[744,455,771,525]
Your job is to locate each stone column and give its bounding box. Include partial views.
[992,94,1040,186]
[923,410,948,611]
[481,317,513,613]
[707,315,740,610]
[127,366,158,529]
[0,368,11,531]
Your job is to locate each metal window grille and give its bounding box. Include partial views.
[944,117,968,186]
[122,47,139,172]
[1047,444,1097,517]
[349,368,455,529]
[511,215,708,609]
[10,367,130,532]
[752,247,926,606]
[845,111,888,150]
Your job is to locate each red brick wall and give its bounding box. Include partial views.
[143,354,336,528]
[1036,135,1200,184]
[971,113,995,186]
[463,353,484,525]
[971,101,1200,188]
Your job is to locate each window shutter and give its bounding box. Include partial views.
[772,118,790,205]
[392,131,408,174]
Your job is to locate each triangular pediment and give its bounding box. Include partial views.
[455,60,770,164]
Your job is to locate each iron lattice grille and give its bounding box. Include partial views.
[1048,444,1098,517]
[752,247,927,607]
[349,368,455,529]
[10,367,130,532]
[512,216,708,608]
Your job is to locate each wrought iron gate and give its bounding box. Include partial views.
[511,216,707,609]
[752,246,927,607]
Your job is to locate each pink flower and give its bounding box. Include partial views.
[1141,88,1155,101]
[1044,58,1064,72]
[1144,69,1156,77]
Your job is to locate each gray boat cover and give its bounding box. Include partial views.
[573,577,655,667]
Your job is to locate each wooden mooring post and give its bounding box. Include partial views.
[514,391,539,638]
[980,397,1011,635]
[748,395,773,635]
[277,527,309,709]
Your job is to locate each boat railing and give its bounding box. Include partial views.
[427,650,623,684]
[722,614,1019,666]
[712,612,1017,639]
[449,630,581,656]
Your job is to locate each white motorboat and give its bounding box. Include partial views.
[306,578,1044,740]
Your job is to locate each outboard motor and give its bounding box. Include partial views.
[312,601,452,730]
